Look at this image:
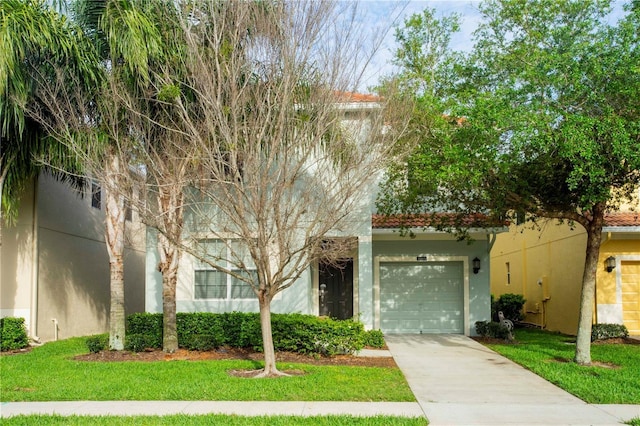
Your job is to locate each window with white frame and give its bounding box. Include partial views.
[194,239,257,300]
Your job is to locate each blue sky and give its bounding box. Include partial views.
[357,0,628,92]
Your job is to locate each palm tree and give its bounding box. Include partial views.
[0,0,98,228]
[72,0,189,352]
[0,0,137,350]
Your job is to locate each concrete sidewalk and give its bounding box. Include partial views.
[0,401,423,418]
[1,335,639,424]
[385,334,640,425]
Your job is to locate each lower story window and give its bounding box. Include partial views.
[194,239,257,300]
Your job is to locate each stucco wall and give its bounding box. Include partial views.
[492,221,594,335]
[1,174,146,342]
[492,219,640,335]
[1,180,37,331]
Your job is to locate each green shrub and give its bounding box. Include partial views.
[184,334,219,351]
[238,313,262,349]
[125,334,153,352]
[313,317,365,355]
[177,312,225,349]
[86,334,108,353]
[475,320,512,340]
[124,311,370,355]
[591,323,629,341]
[126,313,162,348]
[0,317,29,351]
[493,293,526,322]
[218,312,249,345]
[363,329,385,348]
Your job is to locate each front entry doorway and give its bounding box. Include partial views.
[319,260,354,320]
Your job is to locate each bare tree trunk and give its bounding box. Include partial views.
[157,187,183,353]
[257,294,284,377]
[159,233,179,353]
[574,204,605,365]
[105,153,126,350]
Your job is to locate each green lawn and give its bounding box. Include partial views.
[0,337,415,402]
[481,329,640,404]
[0,415,427,425]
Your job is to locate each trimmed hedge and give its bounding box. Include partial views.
[1,317,29,351]
[127,313,163,348]
[115,312,370,355]
[591,323,629,341]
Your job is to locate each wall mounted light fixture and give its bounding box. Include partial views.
[472,257,481,274]
[605,256,616,273]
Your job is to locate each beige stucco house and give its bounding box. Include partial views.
[491,209,640,336]
[1,172,146,342]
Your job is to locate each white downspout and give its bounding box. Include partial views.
[30,177,40,342]
[51,318,58,341]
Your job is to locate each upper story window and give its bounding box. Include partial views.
[194,239,257,300]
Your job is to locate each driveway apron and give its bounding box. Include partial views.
[385,334,629,425]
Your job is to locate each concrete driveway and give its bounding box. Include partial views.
[385,334,638,425]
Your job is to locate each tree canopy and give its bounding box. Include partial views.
[380,0,640,364]
[0,0,101,225]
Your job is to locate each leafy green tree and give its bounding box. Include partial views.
[6,0,160,350]
[380,0,640,365]
[0,0,98,227]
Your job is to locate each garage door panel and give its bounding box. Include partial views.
[621,261,640,335]
[380,261,464,334]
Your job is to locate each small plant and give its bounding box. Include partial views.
[591,323,629,341]
[363,329,385,348]
[0,316,29,351]
[86,334,108,353]
[475,320,512,340]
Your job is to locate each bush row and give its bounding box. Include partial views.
[89,312,385,355]
[0,317,29,351]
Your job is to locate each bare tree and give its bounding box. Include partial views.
[33,0,407,372]
[149,0,409,376]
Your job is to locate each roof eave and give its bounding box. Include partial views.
[603,226,640,233]
[372,226,509,235]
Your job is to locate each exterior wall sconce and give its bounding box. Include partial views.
[605,256,616,273]
[472,257,481,274]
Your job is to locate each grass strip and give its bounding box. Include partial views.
[481,329,640,404]
[0,415,428,425]
[1,337,414,402]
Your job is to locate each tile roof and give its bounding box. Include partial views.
[604,212,640,227]
[372,213,507,230]
[335,91,381,103]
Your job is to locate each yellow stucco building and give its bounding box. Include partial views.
[490,212,640,336]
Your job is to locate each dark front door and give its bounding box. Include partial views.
[319,260,353,319]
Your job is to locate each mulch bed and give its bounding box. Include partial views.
[72,346,397,368]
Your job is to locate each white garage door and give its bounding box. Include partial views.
[379,261,464,333]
